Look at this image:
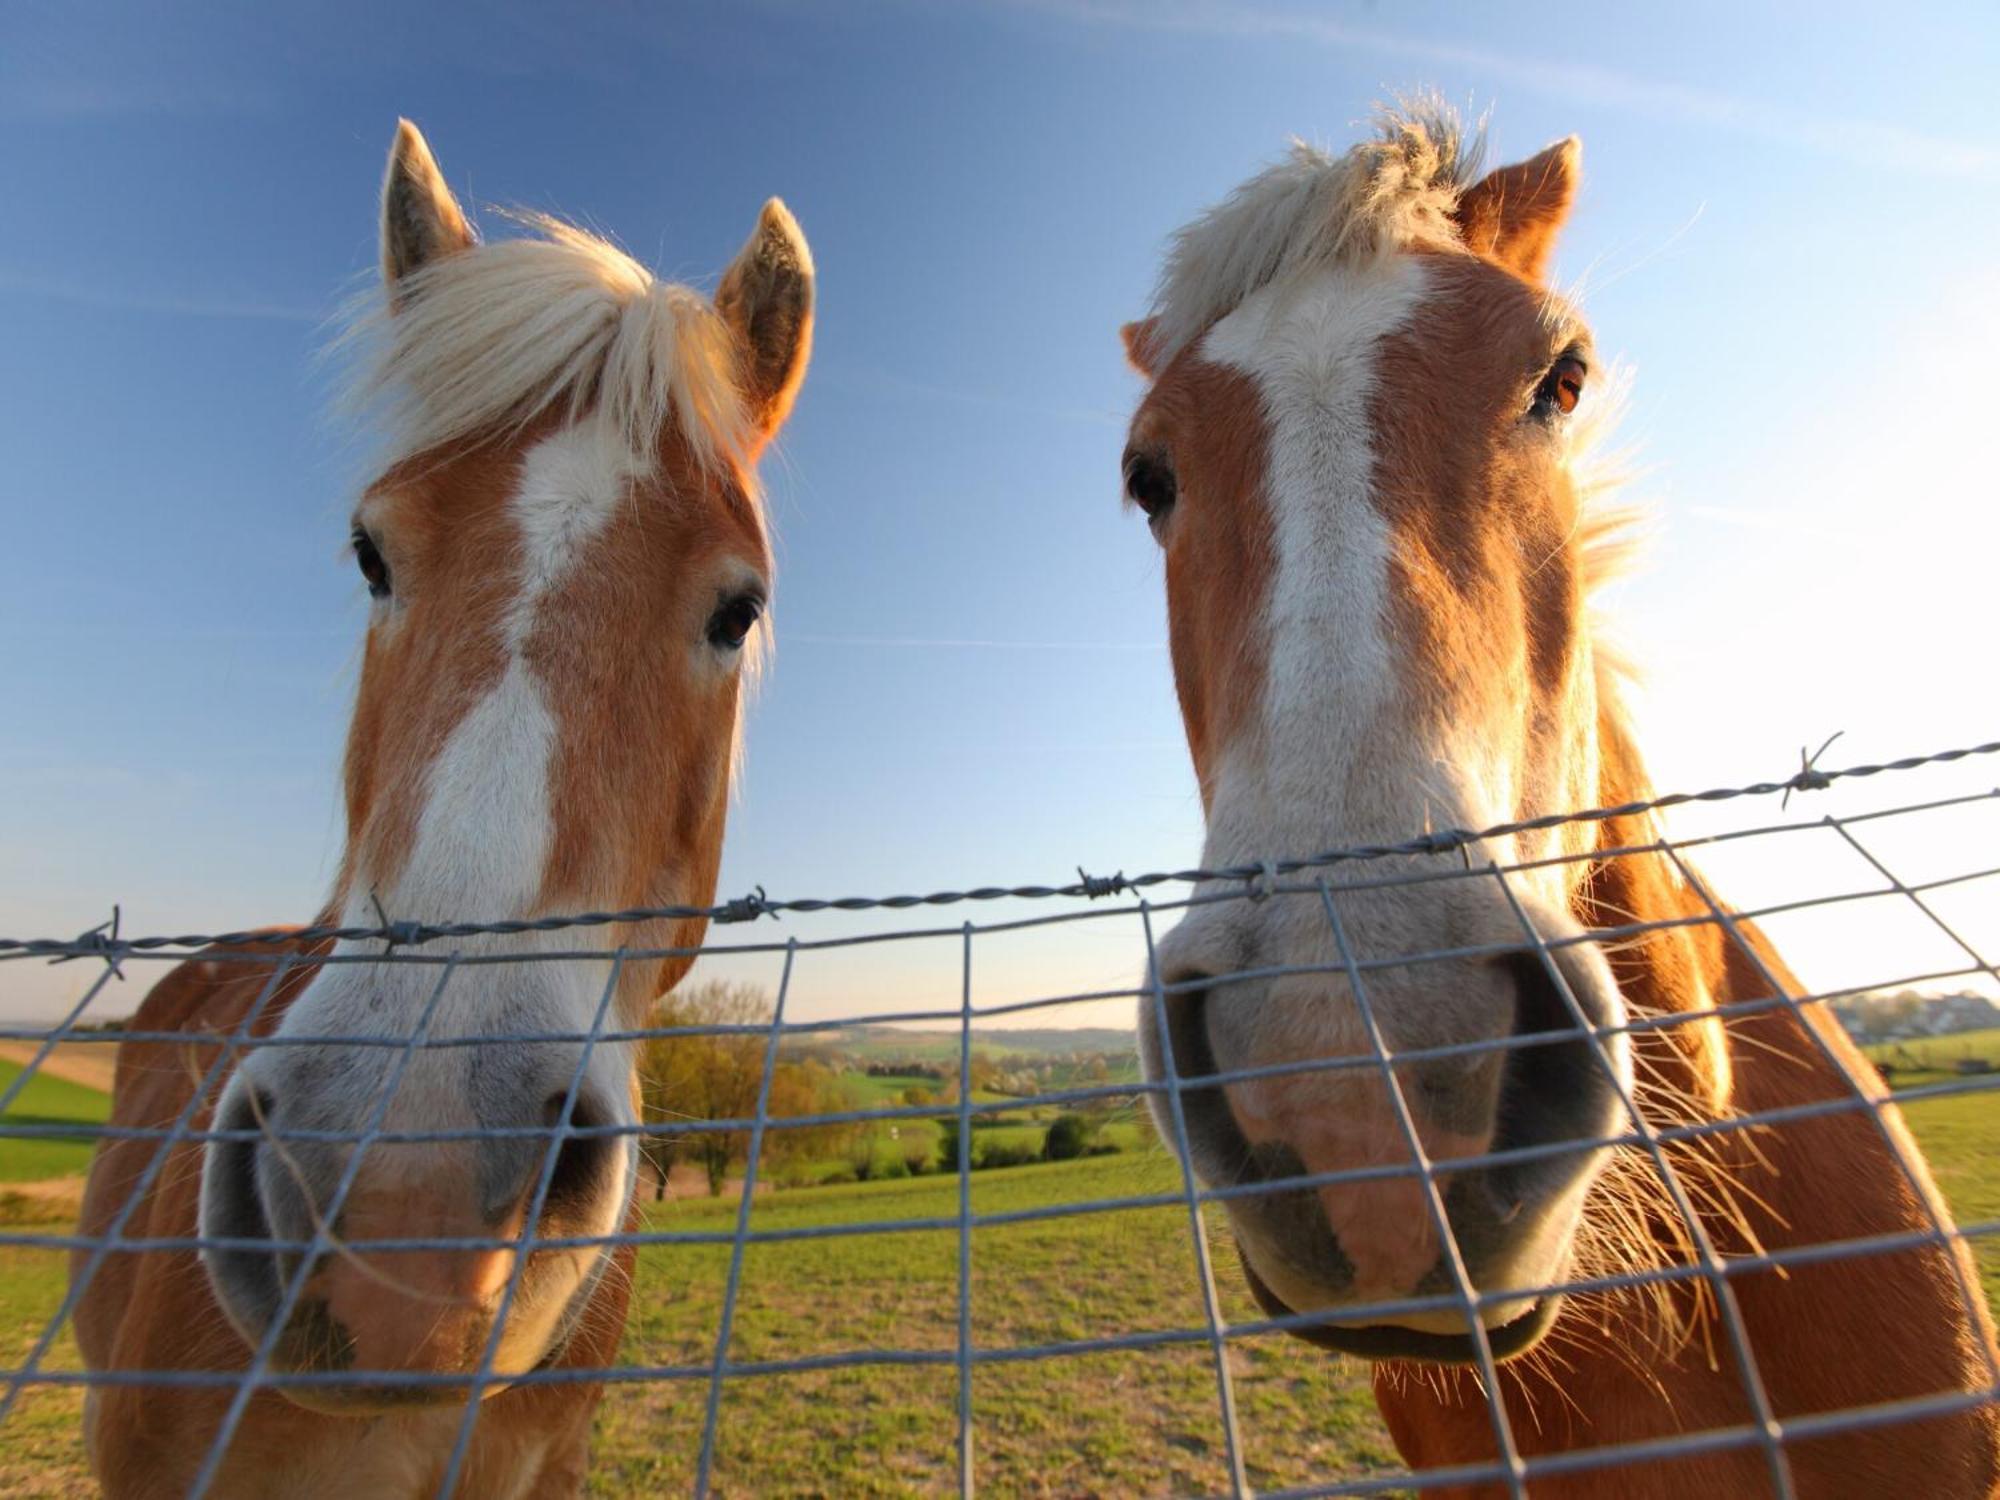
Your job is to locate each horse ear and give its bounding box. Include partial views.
[1453,137,1580,283]
[380,120,475,300]
[1121,317,1164,380]
[716,198,815,445]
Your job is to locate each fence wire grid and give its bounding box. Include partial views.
[3,739,1998,1498]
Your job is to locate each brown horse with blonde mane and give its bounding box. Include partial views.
[1120,105,1999,1495]
[73,122,813,1497]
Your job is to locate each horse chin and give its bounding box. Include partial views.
[273,1321,584,1415]
[271,1325,575,1416]
[264,1247,608,1417]
[276,1380,502,1416]
[1237,1243,1564,1366]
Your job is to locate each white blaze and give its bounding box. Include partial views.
[271,420,645,1149]
[365,423,639,925]
[1144,255,1631,1326]
[1197,255,1431,868]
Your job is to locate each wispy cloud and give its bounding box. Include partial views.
[1020,0,2000,181]
[0,268,325,325]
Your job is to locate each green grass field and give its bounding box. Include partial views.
[592,1149,1397,1495]
[1890,1086,2000,1311]
[0,1146,1398,1498]
[1864,1026,2000,1076]
[1859,1031,2000,1306]
[841,1072,947,1105]
[776,1101,1151,1188]
[0,1061,110,1184]
[1,1047,1994,1496]
[815,1028,1139,1074]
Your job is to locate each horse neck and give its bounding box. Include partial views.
[1434,702,1995,1467]
[1375,702,1999,1486]
[1578,706,1908,1186]
[1575,701,1987,1280]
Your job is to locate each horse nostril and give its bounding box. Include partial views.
[1157,972,1218,1082]
[1474,953,1624,1199]
[200,1080,291,1338]
[217,1085,277,1140]
[539,1088,619,1225]
[209,1086,273,1226]
[1496,952,1595,1121]
[1507,952,1586,1041]
[1153,975,1257,1182]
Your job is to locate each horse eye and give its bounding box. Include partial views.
[352,530,391,599]
[1123,451,1178,522]
[706,593,764,651]
[1535,355,1588,418]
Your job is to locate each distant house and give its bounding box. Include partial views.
[1929,992,2000,1035]
[1832,989,2000,1043]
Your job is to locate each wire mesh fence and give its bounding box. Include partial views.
[2,740,1997,1496]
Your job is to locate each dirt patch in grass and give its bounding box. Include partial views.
[0,1043,118,1095]
[0,1178,84,1226]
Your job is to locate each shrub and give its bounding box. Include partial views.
[879,1157,910,1180]
[1042,1113,1091,1162]
[977,1140,1039,1171]
[903,1148,933,1177]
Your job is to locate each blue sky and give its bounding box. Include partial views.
[4,1,1998,1023]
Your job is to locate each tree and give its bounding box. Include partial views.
[638,986,875,1196]
[764,1059,866,1172]
[847,1123,883,1181]
[636,980,772,1197]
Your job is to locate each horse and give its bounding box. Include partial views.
[70,120,814,1498]
[1118,105,1999,1496]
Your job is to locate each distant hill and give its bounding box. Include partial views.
[791,1023,1137,1067]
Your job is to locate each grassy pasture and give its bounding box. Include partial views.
[777,1087,1152,1188]
[822,1028,1139,1073]
[594,1148,1400,1495]
[0,1060,110,1185]
[1859,1030,2000,1305]
[1889,1086,2000,1311]
[1864,1026,2000,1077]
[1,1048,1994,1495]
[0,1148,1399,1498]
[842,1072,947,1105]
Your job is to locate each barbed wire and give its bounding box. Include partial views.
[3,737,1995,962]
[3,740,1998,1496]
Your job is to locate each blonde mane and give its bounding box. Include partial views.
[1146,101,1485,365]
[1151,100,1645,642]
[343,212,753,479]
